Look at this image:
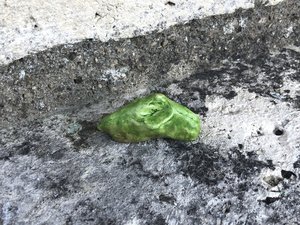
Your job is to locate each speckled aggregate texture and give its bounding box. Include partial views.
[0,0,284,65]
[1,0,300,224]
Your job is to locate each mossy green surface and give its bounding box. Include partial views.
[97,93,201,142]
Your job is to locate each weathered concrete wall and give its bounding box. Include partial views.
[1,0,300,225]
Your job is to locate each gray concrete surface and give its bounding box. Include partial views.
[0,0,284,65]
[1,0,300,224]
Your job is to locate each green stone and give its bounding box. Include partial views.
[97,93,201,142]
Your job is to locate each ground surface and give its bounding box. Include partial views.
[0,0,283,65]
[1,0,300,225]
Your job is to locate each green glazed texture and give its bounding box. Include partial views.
[97,93,201,142]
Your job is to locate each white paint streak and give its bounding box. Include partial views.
[0,0,285,65]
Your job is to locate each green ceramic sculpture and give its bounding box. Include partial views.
[97,93,201,142]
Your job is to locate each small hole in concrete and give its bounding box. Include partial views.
[273,127,284,136]
[224,90,237,99]
[51,150,65,160]
[68,52,77,60]
[74,77,83,84]
[165,1,175,6]
[95,12,100,18]
[261,197,280,205]
[257,130,263,136]
[281,170,296,179]
[159,194,176,205]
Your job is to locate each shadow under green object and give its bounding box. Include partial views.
[97,93,201,143]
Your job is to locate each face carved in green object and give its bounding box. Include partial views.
[97,93,201,143]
